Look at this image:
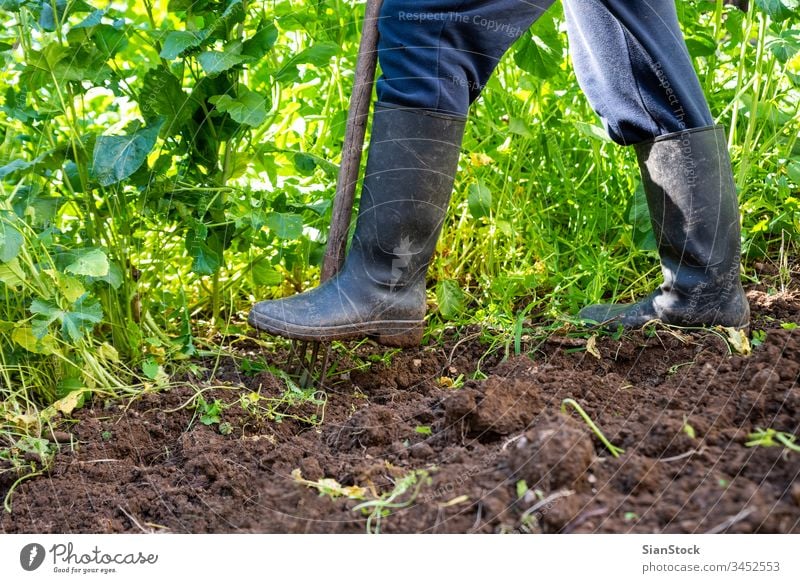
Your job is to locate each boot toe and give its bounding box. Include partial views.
[578,303,631,326]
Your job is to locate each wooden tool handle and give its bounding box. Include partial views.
[320,0,384,283]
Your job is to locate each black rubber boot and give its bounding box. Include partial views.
[579,125,750,330]
[248,103,466,347]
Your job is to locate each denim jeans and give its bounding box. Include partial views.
[375,0,714,145]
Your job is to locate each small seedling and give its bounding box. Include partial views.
[723,326,751,355]
[682,418,696,440]
[292,467,429,534]
[414,425,432,436]
[353,469,429,534]
[291,469,367,500]
[195,396,225,426]
[561,398,625,458]
[750,329,767,347]
[624,511,639,522]
[745,428,800,453]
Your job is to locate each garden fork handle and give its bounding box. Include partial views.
[320,0,384,282]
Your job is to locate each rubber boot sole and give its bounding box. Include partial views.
[247,311,425,348]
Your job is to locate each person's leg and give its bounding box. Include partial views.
[376,0,554,116]
[563,0,713,145]
[250,1,555,346]
[564,0,749,329]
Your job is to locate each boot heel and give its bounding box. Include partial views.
[374,323,424,348]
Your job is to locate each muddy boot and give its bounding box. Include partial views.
[579,126,749,330]
[248,103,466,347]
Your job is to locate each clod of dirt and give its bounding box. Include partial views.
[326,405,407,451]
[637,417,698,458]
[508,413,595,493]
[299,457,324,481]
[611,454,664,495]
[444,377,545,438]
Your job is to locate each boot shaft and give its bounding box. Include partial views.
[634,125,741,273]
[345,103,467,290]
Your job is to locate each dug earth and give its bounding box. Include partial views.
[2,279,799,533]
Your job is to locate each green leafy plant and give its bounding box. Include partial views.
[352,469,430,534]
[746,427,800,452]
[195,395,225,426]
[561,398,625,458]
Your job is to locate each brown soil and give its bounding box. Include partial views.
[2,281,800,533]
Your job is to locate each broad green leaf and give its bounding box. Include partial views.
[39,0,78,32]
[30,298,62,324]
[265,212,303,240]
[295,41,339,66]
[768,29,800,63]
[91,24,128,59]
[209,88,268,126]
[94,261,123,289]
[685,32,717,58]
[61,297,103,342]
[159,30,205,60]
[242,22,278,58]
[140,67,194,134]
[467,182,492,219]
[275,42,339,81]
[251,260,282,286]
[55,272,86,303]
[0,259,23,289]
[71,8,105,29]
[23,43,112,88]
[436,280,465,320]
[514,12,564,79]
[204,0,245,39]
[0,213,23,262]
[52,390,88,415]
[190,242,221,275]
[198,42,248,75]
[0,158,33,179]
[185,225,222,275]
[292,152,318,175]
[12,326,58,355]
[31,295,103,342]
[92,122,161,186]
[755,0,799,22]
[142,358,161,380]
[65,248,109,277]
[19,44,69,89]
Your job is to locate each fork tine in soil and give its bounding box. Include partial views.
[298,341,322,389]
[281,339,334,390]
[317,344,332,389]
[293,341,310,377]
[285,339,300,371]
